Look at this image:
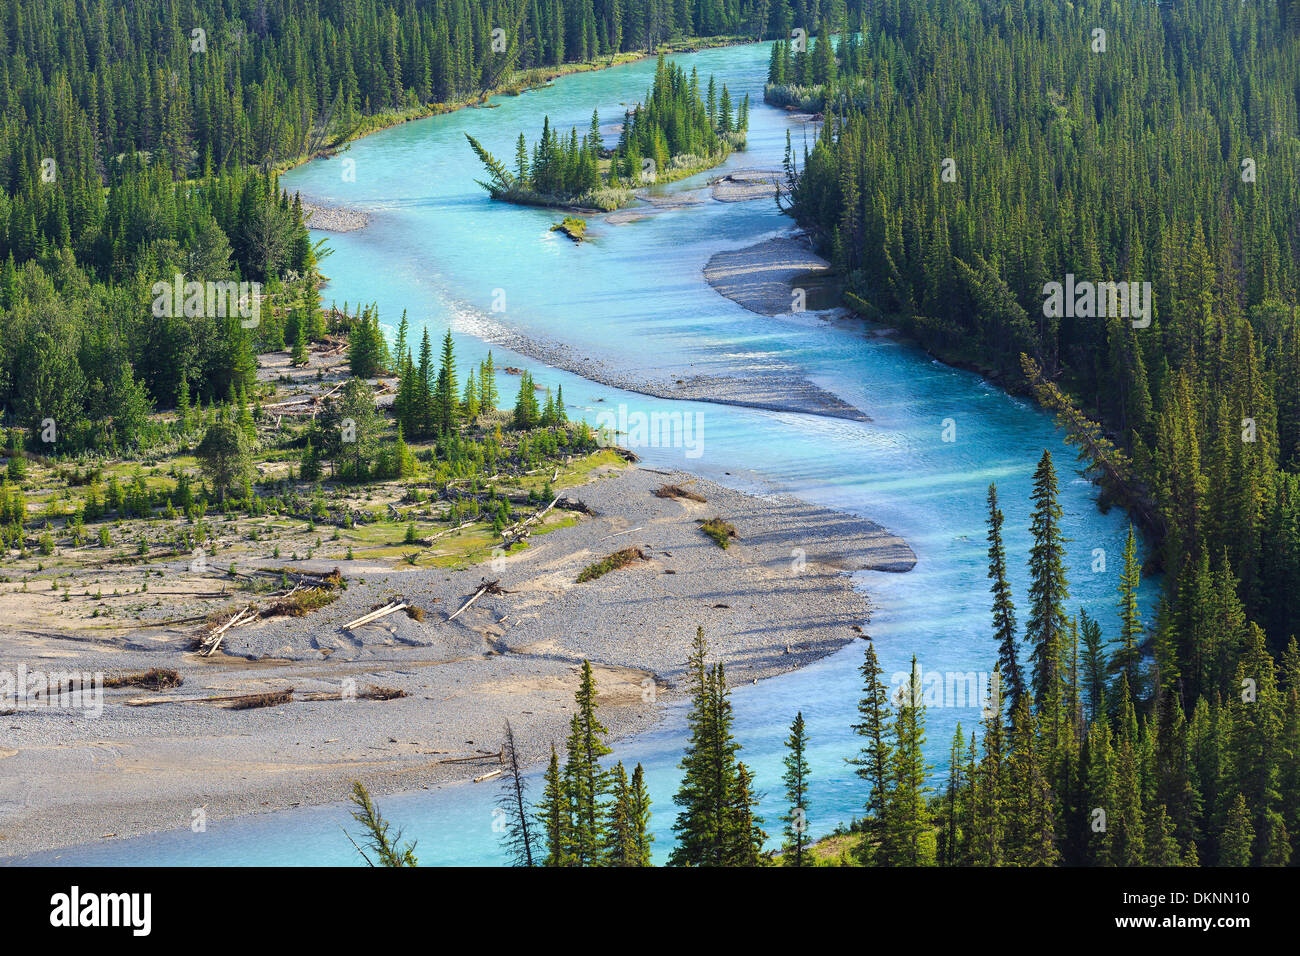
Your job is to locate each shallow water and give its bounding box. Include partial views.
[25,42,1157,866]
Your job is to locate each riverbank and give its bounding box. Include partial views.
[704,235,834,315]
[454,309,871,423]
[0,463,912,859]
[275,37,759,181]
[301,200,371,233]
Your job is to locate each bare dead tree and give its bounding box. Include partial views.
[497,720,539,866]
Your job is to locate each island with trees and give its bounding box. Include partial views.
[467,56,749,211]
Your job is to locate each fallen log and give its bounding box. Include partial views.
[342,601,407,630]
[447,580,504,622]
[439,748,503,764]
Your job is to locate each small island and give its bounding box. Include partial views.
[550,215,588,242]
[467,55,749,212]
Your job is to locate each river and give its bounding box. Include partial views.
[31,41,1156,866]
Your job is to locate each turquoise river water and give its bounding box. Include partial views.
[26,42,1156,866]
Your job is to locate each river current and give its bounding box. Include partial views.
[30,42,1156,865]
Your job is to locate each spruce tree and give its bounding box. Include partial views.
[849,639,893,863]
[1027,450,1069,710]
[986,483,1026,713]
[1112,525,1144,695]
[878,656,934,865]
[537,744,570,866]
[780,711,812,866]
[972,667,1007,865]
[725,763,767,866]
[669,627,743,867]
[562,660,611,866]
[434,329,458,434]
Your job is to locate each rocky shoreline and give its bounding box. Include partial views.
[0,465,912,859]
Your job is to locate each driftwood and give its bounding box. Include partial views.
[425,518,479,542]
[438,748,503,765]
[200,606,254,656]
[500,494,561,546]
[600,526,645,541]
[447,580,505,622]
[342,601,408,630]
[125,688,295,708]
[473,769,504,783]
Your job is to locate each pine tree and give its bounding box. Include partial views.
[537,745,570,866]
[1027,450,1069,710]
[849,639,893,863]
[986,483,1026,713]
[780,711,812,866]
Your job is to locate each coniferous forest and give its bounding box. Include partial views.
[0,0,815,452]
[2,0,1298,887]
[771,0,1300,866]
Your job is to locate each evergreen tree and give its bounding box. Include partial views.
[877,656,934,865]
[562,660,612,866]
[1027,450,1069,710]
[669,627,744,867]
[986,483,1026,713]
[537,745,571,866]
[780,711,812,866]
[1112,525,1145,695]
[849,639,893,864]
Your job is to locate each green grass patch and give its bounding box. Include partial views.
[699,517,737,549]
[577,546,646,583]
[550,216,588,241]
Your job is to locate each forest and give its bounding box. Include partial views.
[772,0,1300,864]
[0,0,830,455]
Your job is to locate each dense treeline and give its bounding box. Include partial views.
[853,456,1300,867]
[783,3,1300,648]
[0,0,827,454]
[2,0,825,186]
[779,0,1300,864]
